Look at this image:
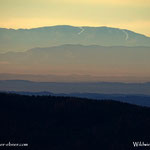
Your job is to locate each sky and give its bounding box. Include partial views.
[0,0,150,36]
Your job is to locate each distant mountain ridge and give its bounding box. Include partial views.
[1,73,150,82]
[0,25,150,52]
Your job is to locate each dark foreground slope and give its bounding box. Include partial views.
[0,93,150,150]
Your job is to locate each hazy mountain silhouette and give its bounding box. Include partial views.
[0,25,150,52]
[0,45,150,77]
[0,93,150,150]
[0,80,150,95]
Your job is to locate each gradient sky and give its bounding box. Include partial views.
[0,0,150,36]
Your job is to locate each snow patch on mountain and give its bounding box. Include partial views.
[122,30,129,40]
[78,27,85,35]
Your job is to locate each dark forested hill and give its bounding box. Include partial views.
[0,93,150,150]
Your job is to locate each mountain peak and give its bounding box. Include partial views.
[0,25,150,53]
